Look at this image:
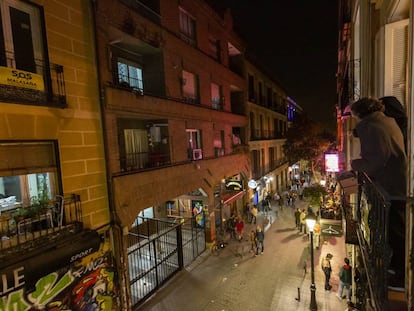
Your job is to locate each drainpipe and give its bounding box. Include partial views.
[89,1,130,310]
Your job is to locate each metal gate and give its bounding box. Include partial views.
[128,214,206,309]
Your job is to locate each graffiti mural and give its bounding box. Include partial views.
[0,235,119,311]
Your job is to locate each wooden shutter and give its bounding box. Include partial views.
[384,19,409,106]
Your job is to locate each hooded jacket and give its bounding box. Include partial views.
[380,96,407,151]
[351,111,407,198]
[339,264,352,284]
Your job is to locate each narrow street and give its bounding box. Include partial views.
[138,199,348,311]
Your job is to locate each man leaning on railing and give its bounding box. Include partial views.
[350,96,407,292]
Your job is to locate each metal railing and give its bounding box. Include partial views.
[352,172,392,310]
[0,194,83,254]
[250,129,286,140]
[121,151,171,172]
[128,214,205,308]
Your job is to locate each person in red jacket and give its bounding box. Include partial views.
[235,217,244,241]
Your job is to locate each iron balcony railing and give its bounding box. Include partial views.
[0,194,83,254]
[250,129,286,140]
[121,150,171,172]
[0,54,66,107]
[352,172,392,310]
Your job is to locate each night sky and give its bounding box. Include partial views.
[208,1,338,130]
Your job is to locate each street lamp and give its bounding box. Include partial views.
[305,212,318,311]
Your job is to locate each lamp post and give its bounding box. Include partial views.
[306,213,318,311]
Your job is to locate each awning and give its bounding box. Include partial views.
[221,190,245,205]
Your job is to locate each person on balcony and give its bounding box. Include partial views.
[350,97,407,291]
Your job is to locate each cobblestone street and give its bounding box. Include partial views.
[138,198,349,311]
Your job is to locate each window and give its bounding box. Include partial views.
[248,74,255,102]
[208,34,220,61]
[186,129,201,150]
[214,130,224,157]
[117,57,143,93]
[179,7,196,45]
[182,70,198,103]
[0,141,60,209]
[258,82,263,105]
[0,1,66,106]
[186,129,202,160]
[211,82,222,110]
[0,0,44,74]
[124,129,149,169]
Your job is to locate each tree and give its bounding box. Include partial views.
[302,185,328,206]
[283,114,336,178]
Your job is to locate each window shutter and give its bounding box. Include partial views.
[0,141,57,176]
[384,19,408,106]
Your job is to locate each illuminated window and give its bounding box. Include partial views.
[182,70,199,103]
[211,82,222,110]
[117,57,143,93]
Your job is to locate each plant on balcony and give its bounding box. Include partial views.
[12,194,51,222]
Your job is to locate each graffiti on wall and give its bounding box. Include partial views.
[0,240,118,310]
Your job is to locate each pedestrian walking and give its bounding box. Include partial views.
[321,253,333,290]
[226,214,237,239]
[337,258,352,300]
[249,230,256,252]
[255,225,264,256]
[274,192,280,205]
[294,208,301,229]
[298,186,304,200]
[313,222,321,249]
[250,205,258,224]
[235,217,244,242]
[299,209,307,234]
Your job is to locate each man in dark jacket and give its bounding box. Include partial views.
[350,97,407,291]
[255,226,264,256]
[337,258,352,300]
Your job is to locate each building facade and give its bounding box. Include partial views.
[0,0,295,309]
[245,59,290,205]
[93,0,251,308]
[0,0,117,310]
[336,0,413,309]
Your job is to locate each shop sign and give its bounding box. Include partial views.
[247,179,257,189]
[324,153,339,172]
[225,180,243,191]
[0,66,45,91]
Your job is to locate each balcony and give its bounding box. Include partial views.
[0,55,66,108]
[340,172,408,310]
[0,194,83,257]
[250,129,286,140]
[121,150,171,172]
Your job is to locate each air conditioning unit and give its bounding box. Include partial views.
[192,148,203,160]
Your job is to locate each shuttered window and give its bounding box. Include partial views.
[384,19,408,106]
[0,141,57,176]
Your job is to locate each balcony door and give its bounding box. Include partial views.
[0,0,44,73]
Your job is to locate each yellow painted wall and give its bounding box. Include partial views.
[0,1,109,229]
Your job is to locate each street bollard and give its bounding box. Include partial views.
[295,287,300,301]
